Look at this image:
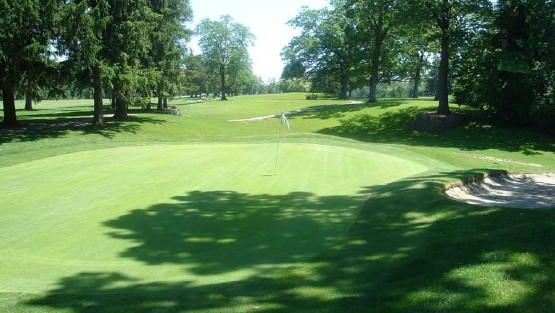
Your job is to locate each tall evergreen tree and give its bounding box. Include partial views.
[0,0,61,127]
[59,0,159,122]
[148,0,192,110]
[107,0,157,119]
[58,0,112,124]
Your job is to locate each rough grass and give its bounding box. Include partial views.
[0,93,554,313]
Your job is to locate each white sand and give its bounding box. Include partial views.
[445,173,555,209]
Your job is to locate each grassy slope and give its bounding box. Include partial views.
[0,93,554,313]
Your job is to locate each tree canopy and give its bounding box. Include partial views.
[196,15,255,101]
[282,0,553,130]
[0,0,61,127]
[1,0,553,131]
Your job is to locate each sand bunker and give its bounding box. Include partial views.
[445,173,555,209]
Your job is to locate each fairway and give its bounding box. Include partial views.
[0,143,427,294]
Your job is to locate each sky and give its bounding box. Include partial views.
[189,0,329,83]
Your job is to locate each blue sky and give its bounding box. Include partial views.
[189,0,329,82]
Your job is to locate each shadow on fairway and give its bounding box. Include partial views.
[308,104,554,154]
[291,99,405,121]
[18,109,109,119]
[103,190,361,274]
[0,115,166,144]
[25,169,555,312]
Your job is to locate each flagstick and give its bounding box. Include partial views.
[274,112,290,176]
[274,118,282,176]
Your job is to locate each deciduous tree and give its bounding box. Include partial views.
[196,15,254,101]
[454,0,555,130]
[286,5,357,99]
[346,0,403,103]
[410,0,492,114]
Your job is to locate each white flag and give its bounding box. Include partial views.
[280,112,290,129]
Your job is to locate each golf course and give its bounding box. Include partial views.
[1,93,554,312]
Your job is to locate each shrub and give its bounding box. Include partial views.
[306,93,318,100]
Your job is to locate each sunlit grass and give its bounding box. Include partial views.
[0,93,554,312]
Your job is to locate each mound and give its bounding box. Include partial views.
[445,173,555,209]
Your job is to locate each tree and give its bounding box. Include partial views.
[277,77,311,93]
[410,0,492,114]
[0,0,60,127]
[58,0,159,122]
[58,0,112,124]
[286,5,357,99]
[492,0,555,128]
[196,15,254,101]
[347,0,403,103]
[393,19,438,99]
[183,53,208,97]
[226,50,255,96]
[280,58,306,79]
[148,0,192,110]
[107,0,158,119]
[454,0,555,130]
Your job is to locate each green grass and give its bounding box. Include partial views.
[0,93,554,312]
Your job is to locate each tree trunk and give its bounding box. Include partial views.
[113,97,128,120]
[436,2,451,115]
[163,97,168,108]
[113,84,128,120]
[25,92,33,111]
[368,49,380,103]
[412,52,424,98]
[437,35,450,114]
[157,96,163,110]
[368,74,378,103]
[339,65,349,99]
[220,64,227,101]
[368,19,385,104]
[1,79,18,127]
[92,66,104,125]
[368,42,380,103]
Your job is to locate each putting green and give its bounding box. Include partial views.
[0,143,427,293]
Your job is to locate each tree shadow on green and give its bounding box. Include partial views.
[331,170,555,312]
[26,190,365,312]
[25,170,555,312]
[104,190,362,275]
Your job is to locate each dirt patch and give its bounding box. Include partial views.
[445,173,555,209]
